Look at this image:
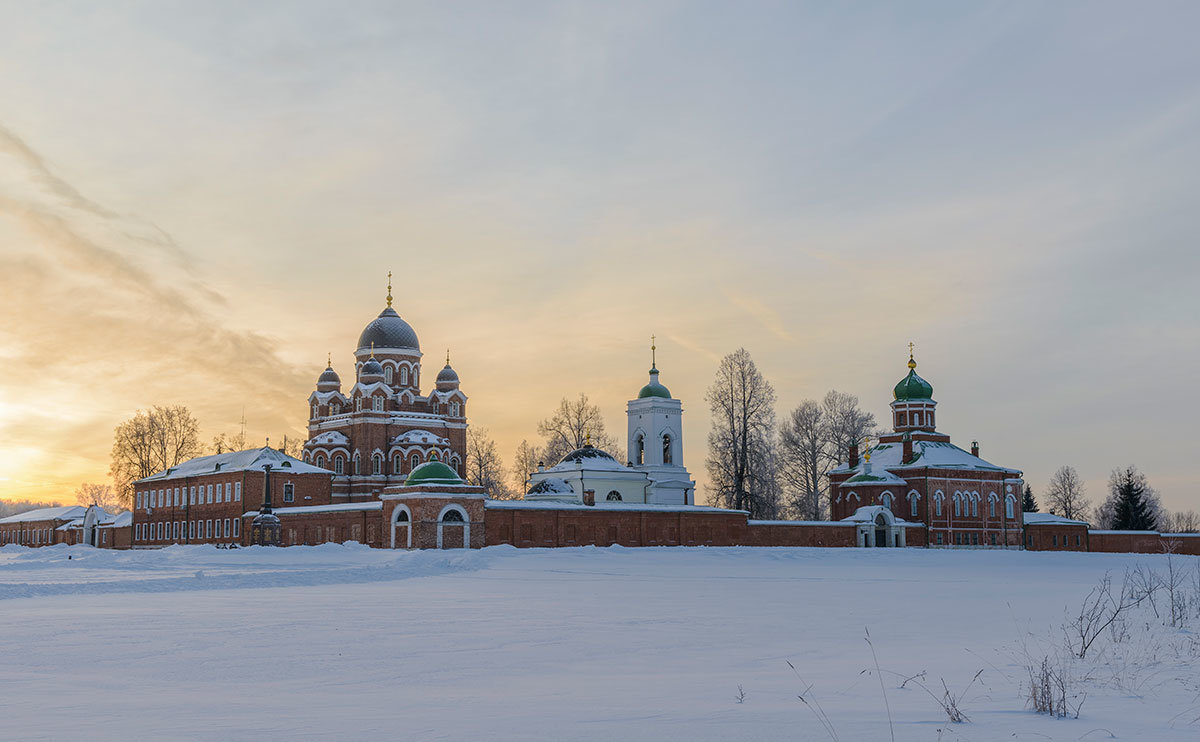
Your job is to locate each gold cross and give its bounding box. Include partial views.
[908,341,914,356]
[386,271,393,307]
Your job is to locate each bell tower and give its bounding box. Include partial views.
[891,344,937,433]
[626,337,695,505]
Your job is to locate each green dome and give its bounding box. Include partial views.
[637,368,672,399]
[404,461,462,486]
[893,358,934,401]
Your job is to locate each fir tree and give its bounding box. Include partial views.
[1106,466,1157,531]
[1022,484,1038,513]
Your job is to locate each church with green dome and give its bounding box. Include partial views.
[827,349,1026,548]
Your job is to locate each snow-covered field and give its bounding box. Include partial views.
[2,544,1197,741]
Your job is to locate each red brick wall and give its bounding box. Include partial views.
[1024,524,1089,551]
[270,510,384,548]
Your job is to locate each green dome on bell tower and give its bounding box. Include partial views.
[893,352,934,400]
[637,335,672,399]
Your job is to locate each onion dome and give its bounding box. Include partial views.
[559,443,620,466]
[435,350,460,391]
[638,367,671,399]
[358,307,420,352]
[405,461,462,486]
[359,355,385,383]
[316,357,341,391]
[893,353,934,400]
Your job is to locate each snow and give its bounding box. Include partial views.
[831,439,1021,476]
[485,500,741,513]
[0,545,1196,740]
[1024,512,1089,526]
[136,447,330,482]
[0,505,88,524]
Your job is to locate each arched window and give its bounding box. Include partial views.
[914,412,922,426]
[662,434,672,464]
[636,435,645,465]
[400,367,408,386]
[451,456,461,474]
[355,398,362,412]
[910,495,919,518]
[384,366,393,384]
[953,494,961,517]
[441,509,464,522]
[971,496,978,518]
[333,455,344,475]
[1005,496,1015,519]
[410,454,420,471]
[606,491,622,501]
[315,454,326,469]
[395,509,409,522]
[372,454,382,475]
[989,498,997,518]
[393,454,403,474]
[353,453,361,475]
[881,493,893,510]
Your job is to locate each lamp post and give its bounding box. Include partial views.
[251,463,282,546]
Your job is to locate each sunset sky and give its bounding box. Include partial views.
[1,2,1197,513]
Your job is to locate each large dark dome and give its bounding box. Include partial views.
[357,307,420,351]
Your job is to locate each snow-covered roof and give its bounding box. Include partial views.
[0,505,89,524]
[839,505,916,525]
[526,477,574,497]
[747,519,856,527]
[487,500,746,514]
[830,439,1020,477]
[843,466,907,486]
[1023,512,1089,527]
[97,512,132,528]
[391,429,449,447]
[308,430,350,448]
[545,445,629,473]
[137,447,332,483]
[241,502,383,517]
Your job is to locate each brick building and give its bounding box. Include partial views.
[131,447,333,547]
[302,276,467,499]
[828,351,1026,547]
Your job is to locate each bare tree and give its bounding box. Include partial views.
[822,390,876,465]
[779,401,827,520]
[466,427,515,499]
[277,434,305,459]
[705,348,780,518]
[536,393,623,464]
[511,439,542,495]
[1163,509,1200,533]
[73,482,125,512]
[1044,465,1091,521]
[110,405,203,507]
[211,429,249,454]
[0,500,61,519]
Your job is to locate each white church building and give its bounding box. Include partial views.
[527,344,696,506]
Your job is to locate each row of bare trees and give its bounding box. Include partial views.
[1038,464,1195,532]
[705,348,876,520]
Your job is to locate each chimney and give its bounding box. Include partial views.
[848,443,859,469]
[902,432,913,464]
[583,489,595,506]
[971,440,979,457]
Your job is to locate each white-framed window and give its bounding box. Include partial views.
[223,519,230,538]
[911,496,919,517]
[355,398,362,412]
[207,485,213,504]
[235,482,241,501]
[312,405,319,418]
[393,454,403,474]
[373,396,383,412]
[136,492,142,509]
[410,453,420,471]
[989,498,997,517]
[371,455,382,475]
[400,367,408,385]
[205,520,212,539]
[173,521,180,540]
[953,494,961,517]
[881,493,893,510]
[334,456,344,475]
[971,497,978,517]
[316,454,326,469]
[190,486,196,505]
[233,518,240,538]
[1006,496,1015,519]
[283,483,295,503]
[384,366,393,384]
[353,453,361,475]
[225,483,231,502]
[332,403,341,415]
[189,521,195,539]
[935,495,943,517]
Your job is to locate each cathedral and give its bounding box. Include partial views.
[302,274,468,499]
